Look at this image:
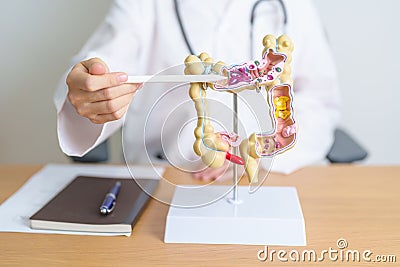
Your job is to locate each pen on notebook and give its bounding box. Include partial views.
[99,181,121,215]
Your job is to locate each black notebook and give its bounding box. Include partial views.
[30,176,158,234]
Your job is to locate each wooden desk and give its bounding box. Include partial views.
[0,165,399,266]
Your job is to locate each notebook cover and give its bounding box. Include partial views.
[30,176,158,232]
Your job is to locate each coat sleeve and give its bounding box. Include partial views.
[53,0,155,156]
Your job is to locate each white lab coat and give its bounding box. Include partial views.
[54,0,340,174]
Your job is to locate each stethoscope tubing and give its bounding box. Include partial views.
[174,0,288,57]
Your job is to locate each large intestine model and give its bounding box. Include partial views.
[184,34,296,183]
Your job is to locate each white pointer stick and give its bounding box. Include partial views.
[126,74,227,84]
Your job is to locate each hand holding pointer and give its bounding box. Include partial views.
[66,57,142,124]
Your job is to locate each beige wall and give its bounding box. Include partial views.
[313,0,400,164]
[0,0,118,163]
[0,0,399,165]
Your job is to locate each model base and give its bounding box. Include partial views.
[164,185,306,246]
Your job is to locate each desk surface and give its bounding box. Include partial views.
[0,165,399,266]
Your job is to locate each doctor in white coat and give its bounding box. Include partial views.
[54,0,340,180]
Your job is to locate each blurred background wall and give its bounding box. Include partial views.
[0,0,114,163]
[0,0,399,165]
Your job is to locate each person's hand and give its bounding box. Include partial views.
[192,161,245,181]
[66,57,141,124]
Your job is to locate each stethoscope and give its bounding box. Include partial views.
[174,0,288,58]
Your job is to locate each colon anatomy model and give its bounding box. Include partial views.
[184,35,296,183]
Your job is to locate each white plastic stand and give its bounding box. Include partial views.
[164,94,306,246]
[164,185,306,245]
